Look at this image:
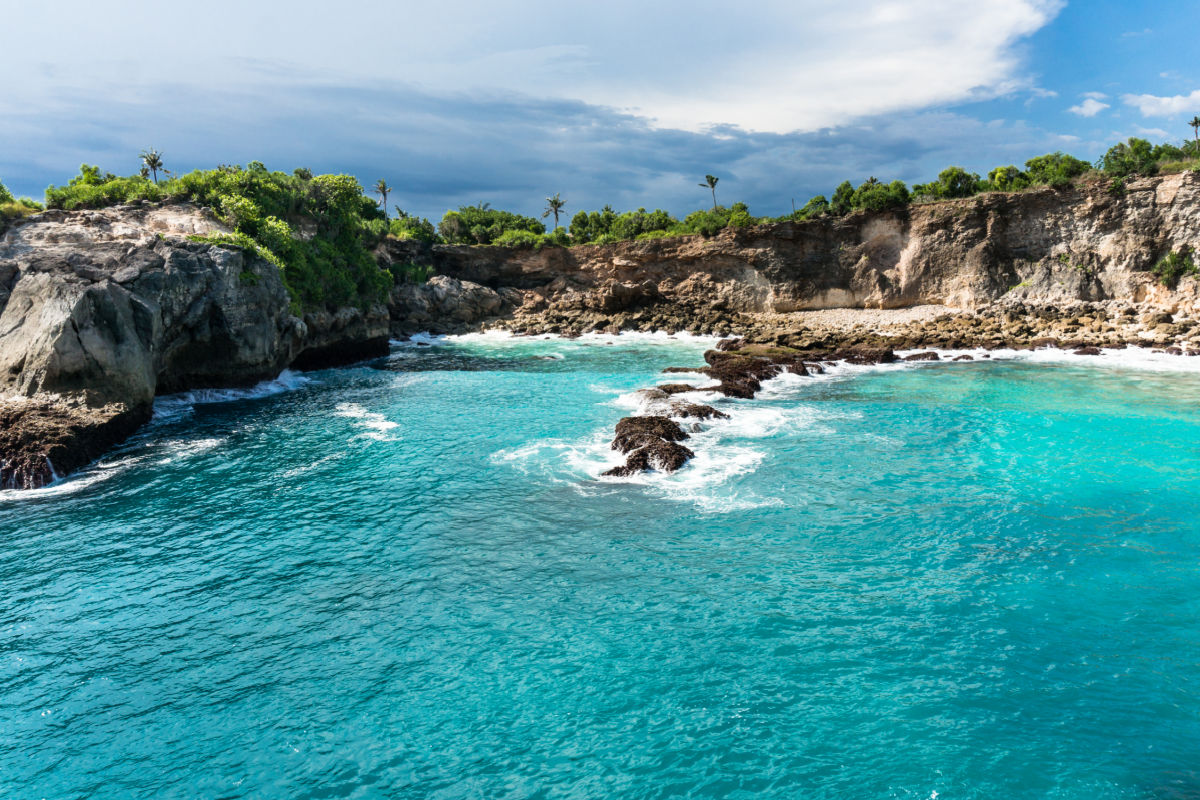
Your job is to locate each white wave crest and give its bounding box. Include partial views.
[334,403,399,441]
[153,370,312,420]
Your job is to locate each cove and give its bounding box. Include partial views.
[3,334,1200,799]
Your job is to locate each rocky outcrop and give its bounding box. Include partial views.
[383,172,1200,335]
[389,275,515,335]
[0,203,389,488]
[603,416,695,477]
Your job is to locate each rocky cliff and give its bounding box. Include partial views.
[3,172,1199,488]
[383,172,1200,334]
[0,204,389,488]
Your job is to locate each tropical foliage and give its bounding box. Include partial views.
[45,163,391,311]
[0,178,44,224]
[437,204,545,245]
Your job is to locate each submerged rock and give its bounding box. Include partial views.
[903,351,941,362]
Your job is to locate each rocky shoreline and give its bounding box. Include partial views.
[595,298,1200,477]
[4,171,1199,489]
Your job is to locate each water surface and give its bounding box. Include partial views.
[3,334,1200,798]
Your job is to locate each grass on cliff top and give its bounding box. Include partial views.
[44,164,392,313]
[0,178,43,226]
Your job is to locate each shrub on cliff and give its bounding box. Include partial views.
[43,162,392,312]
[389,211,440,243]
[0,179,44,224]
[1100,138,1159,179]
[569,206,677,243]
[1023,152,1092,188]
[437,205,544,245]
[913,167,983,200]
[850,178,910,211]
[793,195,830,219]
[830,181,855,215]
[1152,247,1198,288]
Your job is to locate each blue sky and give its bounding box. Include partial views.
[2,0,1199,221]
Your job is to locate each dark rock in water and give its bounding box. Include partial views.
[670,402,729,420]
[603,415,696,476]
[701,351,783,398]
[953,354,975,361]
[602,440,695,477]
[0,398,150,490]
[904,351,941,362]
[1030,337,1059,349]
[1073,346,1103,355]
[716,337,747,352]
[804,362,826,374]
[662,366,704,374]
[612,415,689,453]
[837,347,897,365]
[657,383,704,395]
[786,362,808,376]
[1165,346,1183,355]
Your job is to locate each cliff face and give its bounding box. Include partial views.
[3,173,1199,488]
[0,204,389,488]
[384,172,1200,323]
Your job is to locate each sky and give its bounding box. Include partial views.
[3,0,1199,221]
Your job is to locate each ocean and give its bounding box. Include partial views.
[4,333,1200,798]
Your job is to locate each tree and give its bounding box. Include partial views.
[1024,152,1091,187]
[830,181,855,215]
[139,148,164,184]
[913,167,981,200]
[374,179,391,218]
[699,174,719,210]
[1191,116,1200,148]
[542,192,566,230]
[1100,138,1158,178]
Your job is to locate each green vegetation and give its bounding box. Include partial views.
[139,148,164,184]
[0,178,44,224]
[46,163,391,311]
[699,175,719,210]
[24,122,1200,305]
[542,193,566,230]
[392,262,435,284]
[389,209,439,243]
[437,203,545,245]
[1152,247,1198,288]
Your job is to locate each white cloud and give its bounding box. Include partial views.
[1082,91,1109,100]
[2,0,1066,135]
[1134,126,1171,138]
[1122,89,1200,116]
[1068,98,1110,117]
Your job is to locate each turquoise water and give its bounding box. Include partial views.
[4,334,1200,799]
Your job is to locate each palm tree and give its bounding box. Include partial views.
[374,179,391,217]
[1190,116,1200,149]
[699,175,719,210]
[139,148,164,184]
[543,193,566,230]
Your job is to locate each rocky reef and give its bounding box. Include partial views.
[3,171,1200,487]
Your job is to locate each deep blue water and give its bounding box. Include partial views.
[3,334,1200,799]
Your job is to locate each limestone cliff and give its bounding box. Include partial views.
[0,203,388,488]
[383,172,1200,332]
[3,172,1200,488]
